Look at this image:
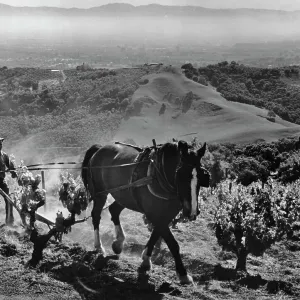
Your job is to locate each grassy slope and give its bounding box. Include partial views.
[114,68,300,145]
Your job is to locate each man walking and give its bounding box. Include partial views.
[0,137,17,225]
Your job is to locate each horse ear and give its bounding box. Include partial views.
[197,142,207,158]
[172,138,178,143]
[178,140,189,156]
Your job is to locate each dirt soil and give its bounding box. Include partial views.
[1,196,300,300]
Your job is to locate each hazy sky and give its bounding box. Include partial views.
[2,0,300,11]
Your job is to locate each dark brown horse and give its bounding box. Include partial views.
[81,140,210,284]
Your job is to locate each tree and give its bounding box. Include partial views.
[211,75,219,87]
[192,76,198,83]
[267,110,276,120]
[198,75,208,86]
[119,98,130,111]
[181,63,194,71]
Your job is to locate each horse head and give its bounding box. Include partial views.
[175,140,210,220]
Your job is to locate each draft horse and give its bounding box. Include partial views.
[81,140,210,284]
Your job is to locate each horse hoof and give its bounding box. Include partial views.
[112,240,124,255]
[95,246,106,257]
[177,273,194,285]
[141,249,152,271]
[140,258,152,271]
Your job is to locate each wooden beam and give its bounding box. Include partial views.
[0,188,55,227]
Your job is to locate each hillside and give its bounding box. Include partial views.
[114,66,300,145]
[1,64,300,300]
[1,64,300,166]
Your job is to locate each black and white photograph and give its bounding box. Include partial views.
[1,0,300,299]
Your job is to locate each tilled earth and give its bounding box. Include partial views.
[0,203,300,300]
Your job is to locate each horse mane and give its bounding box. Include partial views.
[160,142,179,153]
[159,142,180,187]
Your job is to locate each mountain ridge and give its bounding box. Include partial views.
[0,2,300,18]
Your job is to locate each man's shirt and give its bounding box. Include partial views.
[0,150,10,180]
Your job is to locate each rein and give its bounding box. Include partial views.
[0,161,151,173]
[150,157,177,196]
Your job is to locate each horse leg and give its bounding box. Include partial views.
[5,199,14,225]
[141,227,161,271]
[158,225,194,285]
[91,194,107,255]
[109,201,126,255]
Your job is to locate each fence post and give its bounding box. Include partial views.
[41,171,46,212]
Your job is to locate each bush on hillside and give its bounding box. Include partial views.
[277,151,300,183]
[202,152,225,188]
[231,157,269,186]
[198,75,208,86]
[214,180,300,272]
[119,98,130,111]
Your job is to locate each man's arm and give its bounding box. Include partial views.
[4,153,17,178]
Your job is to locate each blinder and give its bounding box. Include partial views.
[199,167,210,188]
[175,162,210,192]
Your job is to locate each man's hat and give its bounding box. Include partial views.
[0,137,4,142]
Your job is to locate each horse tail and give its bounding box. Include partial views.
[81,144,102,194]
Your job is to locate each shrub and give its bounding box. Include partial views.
[198,75,208,86]
[277,151,300,183]
[119,98,130,111]
[214,179,300,272]
[208,154,225,188]
[231,157,269,186]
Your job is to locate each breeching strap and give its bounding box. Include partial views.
[95,176,153,196]
[0,160,151,172]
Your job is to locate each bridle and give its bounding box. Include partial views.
[175,160,195,196]
[149,148,193,198]
[175,159,210,197]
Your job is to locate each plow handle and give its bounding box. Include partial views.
[41,171,46,212]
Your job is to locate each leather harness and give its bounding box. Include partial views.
[89,142,179,202]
